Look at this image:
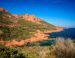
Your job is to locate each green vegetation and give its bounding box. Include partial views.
[17,46,50,58]
[0,11,56,40]
[0,8,57,41]
[0,26,11,40]
[16,38,75,58]
[40,21,56,30]
[0,45,25,58]
[0,36,75,58]
[0,11,14,24]
[0,8,75,58]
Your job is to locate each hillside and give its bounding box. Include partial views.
[0,8,64,47]
[0,8,56,40]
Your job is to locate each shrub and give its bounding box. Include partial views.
[50,38,75,58]
[0,45,25,58]
[10,38,75,58]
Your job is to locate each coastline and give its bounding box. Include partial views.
[0,27,64,47]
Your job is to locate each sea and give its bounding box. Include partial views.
[27,28,75,46]
[49,28,75,39]
[38,28,75,46]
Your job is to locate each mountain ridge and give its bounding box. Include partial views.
[0,8,63,47]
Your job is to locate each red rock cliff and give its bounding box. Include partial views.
[22,14,42,23]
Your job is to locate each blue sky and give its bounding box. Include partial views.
[0,0,75,27]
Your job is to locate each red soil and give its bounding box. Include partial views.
[0,27,64,47]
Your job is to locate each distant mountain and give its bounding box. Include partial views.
[0,8,56,41]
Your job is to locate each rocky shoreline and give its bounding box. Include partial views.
[0,27,63,47]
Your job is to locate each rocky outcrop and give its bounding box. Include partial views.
[22,14,42,23]
[0,8,42,23]
[0,8,8,12]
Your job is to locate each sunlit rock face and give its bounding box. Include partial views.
[0,8,42,23]
[22,14,42,23]
[0,8,8,12]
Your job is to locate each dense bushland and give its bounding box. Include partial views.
[0,45,25,58]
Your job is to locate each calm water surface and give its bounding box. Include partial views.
[49,28,75,40]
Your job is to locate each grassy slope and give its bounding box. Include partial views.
[0,10,56,41]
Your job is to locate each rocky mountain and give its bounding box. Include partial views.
[0,8,56,41]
